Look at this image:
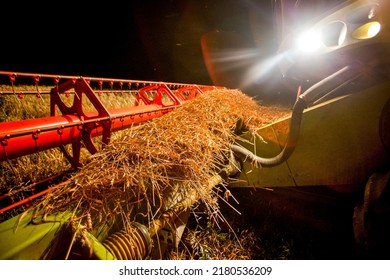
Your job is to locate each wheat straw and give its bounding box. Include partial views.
[31,89,289,234]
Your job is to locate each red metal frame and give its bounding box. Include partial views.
[0,71,223,214]
[0,71,218,168]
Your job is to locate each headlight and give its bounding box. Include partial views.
[296,19,381,54]
[352,21,381,39]
[295,2,382,55]
[297,31,323,52]
[277,0,387,78]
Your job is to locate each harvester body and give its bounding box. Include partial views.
[1,0,390,259]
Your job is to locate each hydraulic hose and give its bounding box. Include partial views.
[230,66,356,167]
[230,97,306,167]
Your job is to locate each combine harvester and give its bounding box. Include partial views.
[1,0,390,259]
[0,72,222,259]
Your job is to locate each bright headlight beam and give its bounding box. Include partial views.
[368,21,381,37]
[297,31,322,52]
[352,21,381,39]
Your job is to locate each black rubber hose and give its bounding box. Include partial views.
[230,66,353,168]
[230,96,306,167]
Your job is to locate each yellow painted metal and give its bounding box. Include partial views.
[86,231,115,260]
[0,209,117,260]
[0,210,71,259]
[230,80,390,189]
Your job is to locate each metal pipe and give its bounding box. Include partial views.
[0,105,174,162]
[0,74,209,164]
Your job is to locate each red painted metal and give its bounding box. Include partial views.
[0,106,173,164]
[175,85,203,101]
[135,84,182,106]
[0,71,224,214]
[0,175,69,215]
[0,71,217,168]
[0,187,52,215]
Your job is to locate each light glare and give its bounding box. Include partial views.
[297,31,322,52]
[352,21,381,39]
[368,21,381,37]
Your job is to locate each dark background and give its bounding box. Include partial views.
[0,1,275,87]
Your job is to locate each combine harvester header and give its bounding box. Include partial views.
[0,71,221,217]
[0,71,219,168]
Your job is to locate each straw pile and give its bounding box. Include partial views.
[33,88,289,235]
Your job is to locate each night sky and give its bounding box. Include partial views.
[1,1,280,99]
